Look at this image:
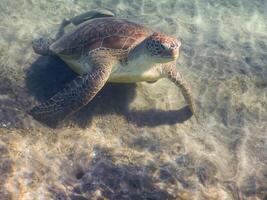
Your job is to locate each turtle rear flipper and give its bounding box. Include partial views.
[32,37,55,56]
[56,9,115,39]
[70,9,115,25]
[33,10,115,56]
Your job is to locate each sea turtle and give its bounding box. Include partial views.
[29,11,196,123]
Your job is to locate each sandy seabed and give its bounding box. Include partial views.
[0,0,267,199]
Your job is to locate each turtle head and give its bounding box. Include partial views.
[145,32,181,63]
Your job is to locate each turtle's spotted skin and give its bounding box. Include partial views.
[146,33,181,57]
[29,12,196,124]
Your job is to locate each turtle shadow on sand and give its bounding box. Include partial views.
[25,56,192,128]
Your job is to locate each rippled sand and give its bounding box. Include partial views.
[0,0,267,199]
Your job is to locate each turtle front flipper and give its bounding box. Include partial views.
[29,58,113,124]
[163,63,196,117]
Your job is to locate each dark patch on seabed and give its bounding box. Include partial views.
[48,146,183,200]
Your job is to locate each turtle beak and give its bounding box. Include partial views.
[162,48,179,60]
[171,48,179,59]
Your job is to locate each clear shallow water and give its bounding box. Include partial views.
[0,0,267,199]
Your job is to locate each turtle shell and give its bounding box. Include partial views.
[50,18,152,55]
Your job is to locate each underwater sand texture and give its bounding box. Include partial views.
[0,0,267,199]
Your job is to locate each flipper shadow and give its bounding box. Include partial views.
[124,106,192,127]
[25,55,192,128]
